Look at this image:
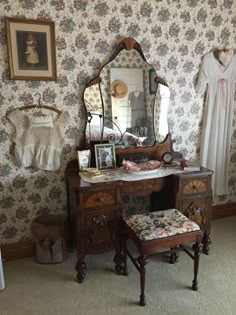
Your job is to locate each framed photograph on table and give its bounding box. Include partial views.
[94,143,116,170]
[77,150,91,171]
[5,17,57,80]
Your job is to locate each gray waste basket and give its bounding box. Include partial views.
[31,215,67,264]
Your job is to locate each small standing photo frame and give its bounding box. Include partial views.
[77,150,91,171]
[94,144,116,170]
[5,17,57,80]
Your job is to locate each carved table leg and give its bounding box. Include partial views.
[122,236,128,276]
[137,255,148,306]
[114,252,124,275]
[113,231,123,275]
[169,246,179,264]
[114,228,127,276]
[75,258,86,283]
[114,242,128,276]
[192,242,200,291]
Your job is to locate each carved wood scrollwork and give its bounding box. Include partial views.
[184,201,205,230]
[88,214,113,251]
[91,214,108,229]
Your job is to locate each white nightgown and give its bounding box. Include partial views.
[196,51,236,196]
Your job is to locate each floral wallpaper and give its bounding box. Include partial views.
[0,0,236,245]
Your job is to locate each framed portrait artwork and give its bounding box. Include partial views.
[5,18,57,80]
[149,69,157,94]
[94,144,116,170]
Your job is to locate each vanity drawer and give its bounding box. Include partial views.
[83,189,117,209]
[181,178,209,196]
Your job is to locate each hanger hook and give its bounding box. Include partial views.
[34,93,42,106]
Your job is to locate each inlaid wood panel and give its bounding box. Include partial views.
[182,179,207,195]
[83,190,116,208]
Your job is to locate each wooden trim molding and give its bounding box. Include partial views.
[1,240,34,261]
[212,202,236,219]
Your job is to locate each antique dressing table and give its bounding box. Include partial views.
[66,37,213,282]
[66,138,213,282]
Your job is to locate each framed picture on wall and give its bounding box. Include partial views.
[149,68,157,94]
[94,143,116,170]
[5,17,57,81]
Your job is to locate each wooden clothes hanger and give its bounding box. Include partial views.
[18,93,62,114]
[132,85,144,93]
[213,48,235,66]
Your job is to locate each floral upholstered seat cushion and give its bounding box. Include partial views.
[123,209,200,241]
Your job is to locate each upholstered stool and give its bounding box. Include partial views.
[114,209,203,306]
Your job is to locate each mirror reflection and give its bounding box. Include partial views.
[83,37,170,148]
[110,68,147,144]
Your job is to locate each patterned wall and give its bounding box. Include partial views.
[0,0,236,244]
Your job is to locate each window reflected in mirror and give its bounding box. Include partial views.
[110,68,147,145]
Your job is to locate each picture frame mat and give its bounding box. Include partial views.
[94,144,116,170]
[5,18,56,80]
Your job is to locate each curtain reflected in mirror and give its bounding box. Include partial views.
[154,84,170,141]
[84,83,104,143]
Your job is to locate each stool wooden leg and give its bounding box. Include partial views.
[202,233,210,255]
[192,242,200,291]
[137,255,148,306]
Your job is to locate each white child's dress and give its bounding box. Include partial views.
[196,52,236,196]
[8,110,70,171]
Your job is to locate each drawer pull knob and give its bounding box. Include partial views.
[97,197,104,203]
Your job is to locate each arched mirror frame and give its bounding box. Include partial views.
[81,37,182,163]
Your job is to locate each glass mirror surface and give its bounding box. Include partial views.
[83,38,170,147]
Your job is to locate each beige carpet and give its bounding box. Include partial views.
[1,216,236,315]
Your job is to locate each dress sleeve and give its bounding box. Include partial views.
[128,92,133,103]
[7,109,24,129]
[8,109,19,127]
[195,55,208,94]
[58,111,70,133]
[61,111,70,127]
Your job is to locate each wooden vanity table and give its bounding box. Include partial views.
[66,138,213,282]
[68,37,213,282]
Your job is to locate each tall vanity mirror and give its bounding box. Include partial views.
[83,37,170,148]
